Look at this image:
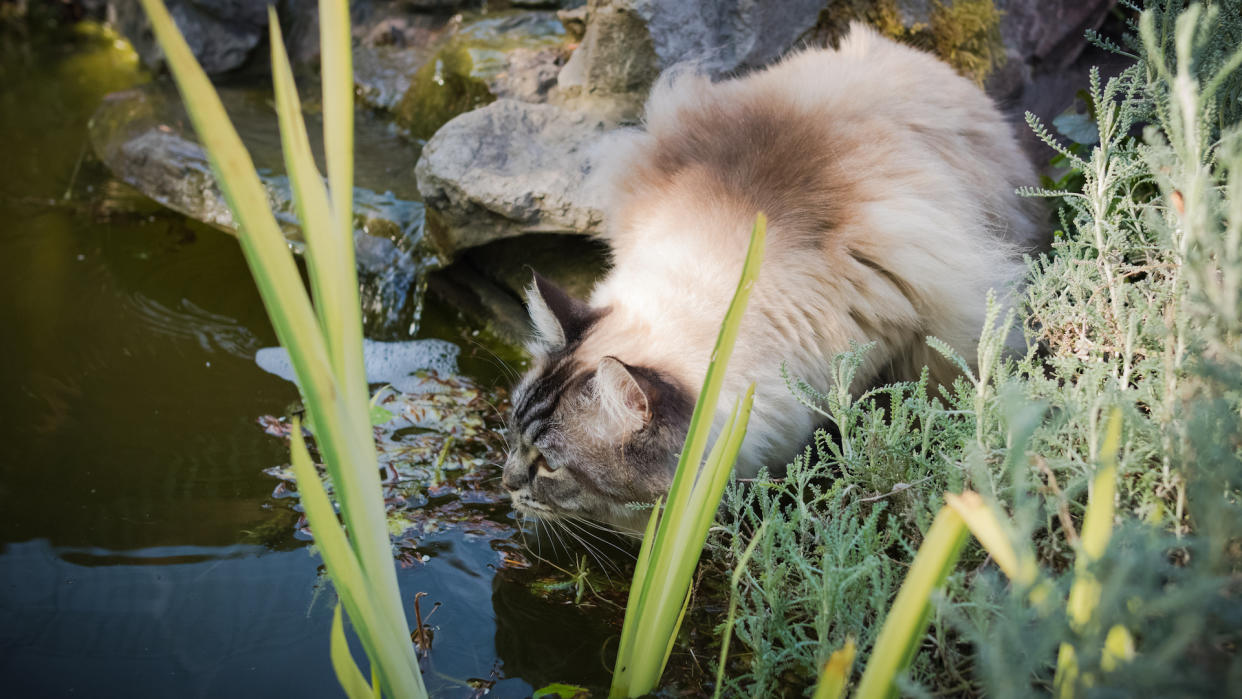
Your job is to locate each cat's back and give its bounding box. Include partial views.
[595,23,1042,261]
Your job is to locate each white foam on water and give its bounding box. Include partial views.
[255,339,460,389]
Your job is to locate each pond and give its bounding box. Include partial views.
[0,21,622,698]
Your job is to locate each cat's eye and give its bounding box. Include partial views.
[534,454,558,476]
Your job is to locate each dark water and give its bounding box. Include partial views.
[0,22,614,698]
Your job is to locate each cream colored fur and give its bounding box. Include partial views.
[576,24,1042,475]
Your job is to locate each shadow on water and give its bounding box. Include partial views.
[0,19,620,698]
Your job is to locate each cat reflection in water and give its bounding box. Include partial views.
[503,24,1042,532]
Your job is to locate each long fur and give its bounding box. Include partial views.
[504,24,1043,528]
[580,23,1041,474]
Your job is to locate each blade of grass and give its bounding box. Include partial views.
[135,0,336,416]
[290,418,426,698]
[316,0,368,396]
[331,602,375,699]
[625,388,754,691]
[611,215,765,699]
[139,2,423,693]
[713,523,765,699]
[656,214,766,539]
[319,0,353,242]
[854,506,970,699]
[1056,407,1123,698]
[135,0,386,616]
[944,491,1038,587]
[812,638,856,699]
[945,491,1050,607]
[268,9,334,338]
[611,495,663,694]
[266,11,408,652]
[316,0,369,428]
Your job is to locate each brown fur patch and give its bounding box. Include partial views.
[623,93,857,250]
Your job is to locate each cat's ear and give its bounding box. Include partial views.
[595,356,651,433]
[525,272,595,349]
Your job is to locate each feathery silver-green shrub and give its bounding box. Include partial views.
[708,2,1242,695]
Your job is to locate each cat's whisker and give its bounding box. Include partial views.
[559,524,618,585]
[543,517,573,559]
[560,520,624,582]
[565,513,642,542]
[477,394,513,432]
[528,515,545,562]
[566,521,623,582]
[466,337,521,383]
[563,515,637,562]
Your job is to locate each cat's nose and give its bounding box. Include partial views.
[501,454,530,491]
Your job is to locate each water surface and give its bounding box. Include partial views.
[0,22,615,698]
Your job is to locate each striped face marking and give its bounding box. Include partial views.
[501,274,694,531]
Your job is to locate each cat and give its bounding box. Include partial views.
[502,23,1043,531]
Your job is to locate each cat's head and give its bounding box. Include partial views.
[502,274,693,531]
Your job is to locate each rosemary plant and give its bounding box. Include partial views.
[712,2,1242,695]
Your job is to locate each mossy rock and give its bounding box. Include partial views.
[807,0,1004,85]
[395,11,568,140]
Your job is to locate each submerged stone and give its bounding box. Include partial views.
[255,338,462,393]
[88,82,442,338]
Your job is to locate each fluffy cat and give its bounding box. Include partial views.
[503,24,1043,531]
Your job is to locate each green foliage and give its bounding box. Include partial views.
[708,2,1242,696]
[611,216,766,698]
[135,0,426,696]
[533,683,590,699]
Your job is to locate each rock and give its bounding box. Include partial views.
[106,0,269,74]
[556,4,588,40]
[89,83,443,338]
[988,0,1115,100]
[428,233,610,345]
[105,0,475,75]
[391,10,570,139]
[415,99,608,251]
[354,42,442,112]
[490,46,566,101]
[555,0,824,118]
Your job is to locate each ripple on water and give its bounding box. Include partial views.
[123,292,263,359]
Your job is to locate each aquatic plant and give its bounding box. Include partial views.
[609,215,766,698]
[711,1,1242,695]
[135,0,426,696]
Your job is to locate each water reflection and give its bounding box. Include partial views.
[0,19,611,699]
[0,540,339,697]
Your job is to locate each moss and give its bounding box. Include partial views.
[395,11,567,140]
[398,42,499,141]
[803,0,1004,85]
[927,0,1004,85]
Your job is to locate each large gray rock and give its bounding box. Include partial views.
[415,99,608,251]
[107,0,270,74]
[988,0,1116,101]
[352,10,571,137]
[555,0,823,118]
[89,84,443,338]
